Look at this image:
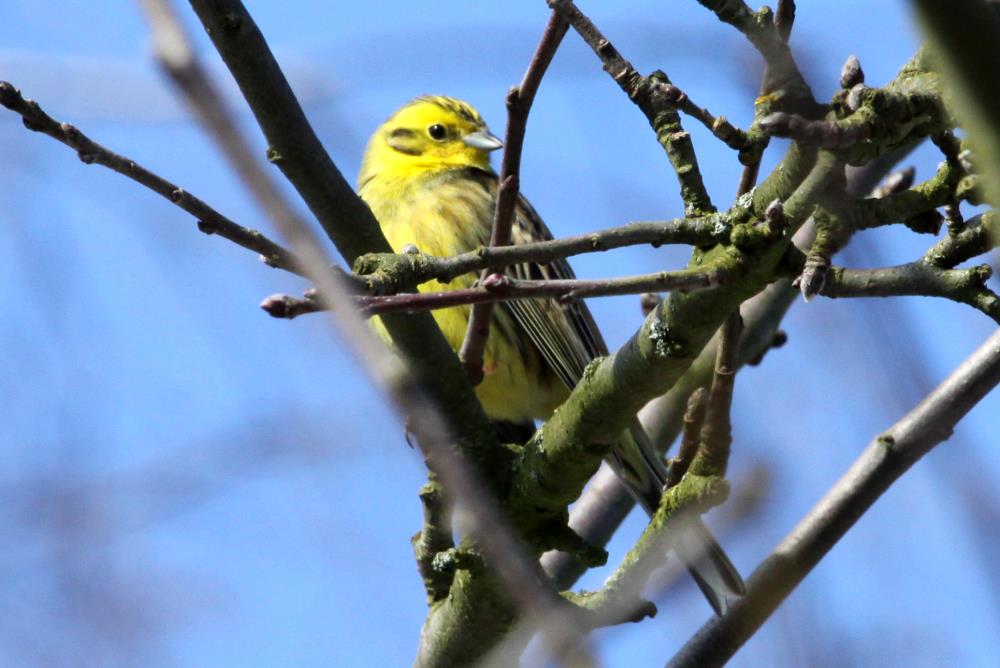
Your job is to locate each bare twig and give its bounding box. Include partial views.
[668,327,1000,668]
[657,82,753,153]
[0,80,304,275]
[354,214,730,295]
[264,267,724,320]
[666,388,709,488]
[870,166,916,198]
[459,12,568,384]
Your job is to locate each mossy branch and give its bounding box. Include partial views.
[548,0,715,215]
[820,262,1000,324]
[412,478,456,604]
[566,472,731,630]
[669,327,1000,668]
[925,211,1000,268]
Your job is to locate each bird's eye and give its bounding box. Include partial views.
[428,124,447,140]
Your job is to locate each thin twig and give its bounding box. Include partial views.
[459,12,568,384]
[264,268,724,320]
[657,82,753,153]
[818,262,1000,323]
[668,327,1000,668]
[548,0,715,215]
[690,313,742,478]
[666,388,709,488]
[0,80,304,275]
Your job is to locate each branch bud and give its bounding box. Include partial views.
[839,55,864,89]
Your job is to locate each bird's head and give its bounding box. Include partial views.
[359,96,503,186]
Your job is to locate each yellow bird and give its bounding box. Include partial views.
[359,95,744,613]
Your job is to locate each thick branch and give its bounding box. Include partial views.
[694,0,814,111]
[186,0,505,486]
[161,6,582,667]
[543,152,915,591]
[668,327,1000,668]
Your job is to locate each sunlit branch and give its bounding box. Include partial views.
[262,267,724,320]
[140,4,587,665]
[459,11,569,384]
[668,327,1000,668]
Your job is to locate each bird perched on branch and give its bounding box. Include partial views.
[358,95,744,614]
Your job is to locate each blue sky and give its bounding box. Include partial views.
[1,1,998,666]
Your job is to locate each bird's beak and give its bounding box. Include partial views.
[462,130,503,151]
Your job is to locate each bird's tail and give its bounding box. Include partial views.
[608,423,745,616]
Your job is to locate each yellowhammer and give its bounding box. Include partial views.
[359,95,744,613]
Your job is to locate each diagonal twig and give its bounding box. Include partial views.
[0,80,304,275]
[668,326,1000,668]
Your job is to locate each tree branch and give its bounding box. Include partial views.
[542,151,917,592]
[0,80,304,275]
[689,313,742,478]
[185,0,507,487]
[668,327,1000,668]
[150,5,591,666]
[412,477,455,604]
[459,12,568,383]
[548,0,715,215]
[693,0,814,112]
[925,211,1000,268]
[263,267,724,320]
[352,214,731,296]
[819,262,1000,323]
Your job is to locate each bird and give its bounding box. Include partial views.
[358,95,744,614]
